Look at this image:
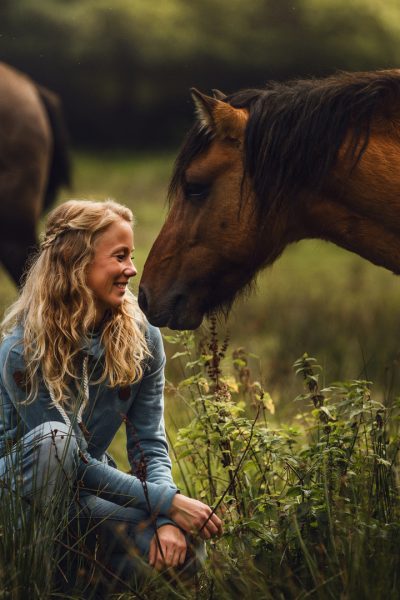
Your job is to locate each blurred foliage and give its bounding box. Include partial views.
[1,0,400,146]
[3,150,400,417]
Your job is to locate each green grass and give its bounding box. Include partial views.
[230,239,400,407]
[72,150,400,404]
[3,325,398,598]
[2,149,400,457]
[1,149,400,597]
[2,149,400,398]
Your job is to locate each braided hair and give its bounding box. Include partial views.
[1,199,149,406]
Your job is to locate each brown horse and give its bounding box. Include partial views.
[139,69,400,329]
[0,63,70,285]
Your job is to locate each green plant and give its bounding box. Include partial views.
[1,321,400,598]
[164,325,400,599]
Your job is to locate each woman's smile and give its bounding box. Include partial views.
[86,219,137,323]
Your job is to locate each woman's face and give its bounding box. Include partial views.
[86,219,137,323]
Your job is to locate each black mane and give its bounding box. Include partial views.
[170,70,400,216]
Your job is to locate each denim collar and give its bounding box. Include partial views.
[80,330,105,358]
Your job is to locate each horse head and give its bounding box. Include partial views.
[139,89,293,329]
[140,71,400,329]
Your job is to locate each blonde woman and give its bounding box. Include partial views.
[0,199,222,584]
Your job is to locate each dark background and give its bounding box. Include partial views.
[2,0,399,148]
[2,0,400,407]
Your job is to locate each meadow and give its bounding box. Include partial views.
[1,151,400,597]
[2,151,400,405]
[3,151,400,427]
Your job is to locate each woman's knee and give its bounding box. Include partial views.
[32,421,78,473]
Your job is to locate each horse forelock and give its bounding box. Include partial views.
[168,124,214,207]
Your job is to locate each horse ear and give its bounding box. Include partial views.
[212,88,227,101]
[190,88,247,141]
[190,88,217,130]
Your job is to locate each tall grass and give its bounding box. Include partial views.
[1,151,400,596]
[0,431,82,598]
[2,150,400,406]
[0,322,399,598]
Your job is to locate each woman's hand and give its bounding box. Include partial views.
[168,494,223,539]
[148,524,187,571]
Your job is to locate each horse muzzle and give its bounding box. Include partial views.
[138,284,204,330]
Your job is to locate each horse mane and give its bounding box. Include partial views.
[170,70,400,216]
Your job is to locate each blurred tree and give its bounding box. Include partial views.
[1,0,399,147]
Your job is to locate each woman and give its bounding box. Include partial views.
[0,199,222,585]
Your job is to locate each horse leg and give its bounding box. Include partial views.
[0,222,37,286]
[0,152,50,286]
[0,159,46,285]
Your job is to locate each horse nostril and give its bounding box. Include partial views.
[138,286,148,313]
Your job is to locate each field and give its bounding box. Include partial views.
[2,151,400,402]
[4,150,400,389]
[1,151,400,597]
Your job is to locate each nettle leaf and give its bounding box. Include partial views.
[178,449,195,458]
[221,376,239,393]
[233,358,247,368]
[162,334,181,344]
[221,495,236,504]
[178,375,202,388]
[171,351,191,360]
[349,408,366,419]
[285,486,303,498]
[319,406,336,421]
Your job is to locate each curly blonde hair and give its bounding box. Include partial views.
[1,199,149,405]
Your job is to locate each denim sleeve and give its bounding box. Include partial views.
[0,344,66,430]
[126,325,177,492]
[78,327,179,514]
[77,452,177,514]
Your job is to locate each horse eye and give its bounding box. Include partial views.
[184,181,210,201]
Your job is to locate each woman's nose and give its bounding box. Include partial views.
[123,261,137,278]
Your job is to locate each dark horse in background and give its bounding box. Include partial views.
[0,62,70,285]
[139,69,400,329]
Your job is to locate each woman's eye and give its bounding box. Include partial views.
[184,181,210,201]
[116,255,124,261]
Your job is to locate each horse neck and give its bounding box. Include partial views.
[301,190,400,275]
[297,120,400,274]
